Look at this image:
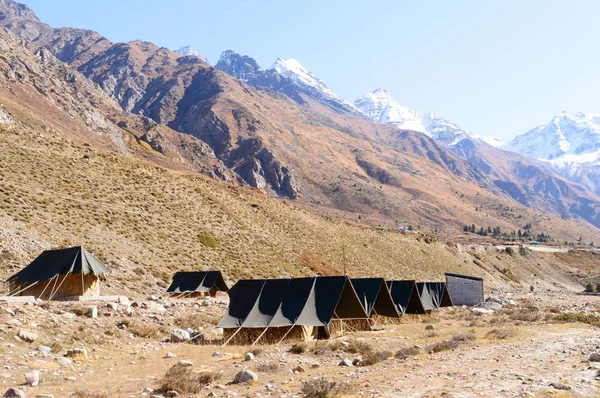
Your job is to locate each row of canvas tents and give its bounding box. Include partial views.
[216,274,484,345]
[2,247,485,345]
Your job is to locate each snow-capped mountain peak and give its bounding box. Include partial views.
[504,112,600,162]
[175,45,207,63]
[272,57,337,99]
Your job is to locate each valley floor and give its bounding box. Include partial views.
[0,291,599,397]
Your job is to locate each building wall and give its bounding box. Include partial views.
[446,275,484,306]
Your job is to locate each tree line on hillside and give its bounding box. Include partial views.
[462,224,552,242]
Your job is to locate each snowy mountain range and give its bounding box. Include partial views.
[354,89,504,147]
[211,49,600,194]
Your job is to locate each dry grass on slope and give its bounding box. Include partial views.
[1,122,596,294]
[0,123,489,292]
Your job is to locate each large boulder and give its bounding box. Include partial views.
[233,370,258,384]
[170,329,190,343]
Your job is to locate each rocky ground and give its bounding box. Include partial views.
[0,291,599,398]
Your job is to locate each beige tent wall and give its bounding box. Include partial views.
[9,273,100,300]
[222,325,321,345]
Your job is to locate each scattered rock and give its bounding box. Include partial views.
[292,366,304,373]
[37,345,51,355]
[86,306,97,318]
[212,351,222,357]
[177,360,193,367]
[549,381,571,390]
[35,395,53,398]
[352,357,362,366]
[56,357,72,367]
[25,369,40,386]
[17,329,38,343]
[233,370,258,384]
[311,363,320,369]
[339,358,354,367]
[170,329,190,343]
[588,353,600,362]
[164,352,177,359]
[3,389,25,398]
[425,324,435,331]
[244,352,254,361]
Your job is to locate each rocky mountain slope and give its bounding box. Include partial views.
[505,112,600,196]
[2,0,600,237]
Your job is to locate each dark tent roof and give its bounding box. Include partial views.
[242,279,290,328]
[6,246,110,284]
[416,282,454,310]
[386,280,426,314]
[445,273,484,306]
[218,276,368,329]
[351,278,400,318]
[217,279,264,328]
[166,271,229,294]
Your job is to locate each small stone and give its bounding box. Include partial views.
[65,376,77,381]
[244,352,254,361]
[549,382,571,390]
[3,388,26,398]
[170,329,190,343]
[35,395,54,398]
[212,351,222,357]
[233,370,258,384]
[177,360,193,367]
[352,357,362,366]
[37,345,52,355]
[86,306,98,319]
[588,353,600,362]
[17,329,37,343]
[339,358,353,367]
[425,324,435,331]
[56,357,72,367]
[311,363,320,369]
[292,366,304,373]
[165,352,177,359]
[25,369,40,386]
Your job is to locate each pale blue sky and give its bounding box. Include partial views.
[20,0,600,141]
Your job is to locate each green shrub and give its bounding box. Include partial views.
[197,232,218,248]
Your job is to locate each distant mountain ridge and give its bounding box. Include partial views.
[2,0,600,237]
[505,112,600,196]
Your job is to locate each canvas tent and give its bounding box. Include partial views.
[445,273,484,306]
[386,280,426,314]
[416,282,454,311]
[166,271,228,298]
[5,246,110,300]
[218,276,369,345]
[350,278,400,318]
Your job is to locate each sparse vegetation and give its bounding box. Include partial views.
[255,361,280,373]
[156,364,220,395]
[70,391,109,398]
[344,339,373,355]
[486,328,516,339]
[289,342,307,354]
[551,312,600,327]
[426,339,459,353]
[301,377,351,398]
[395,346,419,359]
[361,350,393,366]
